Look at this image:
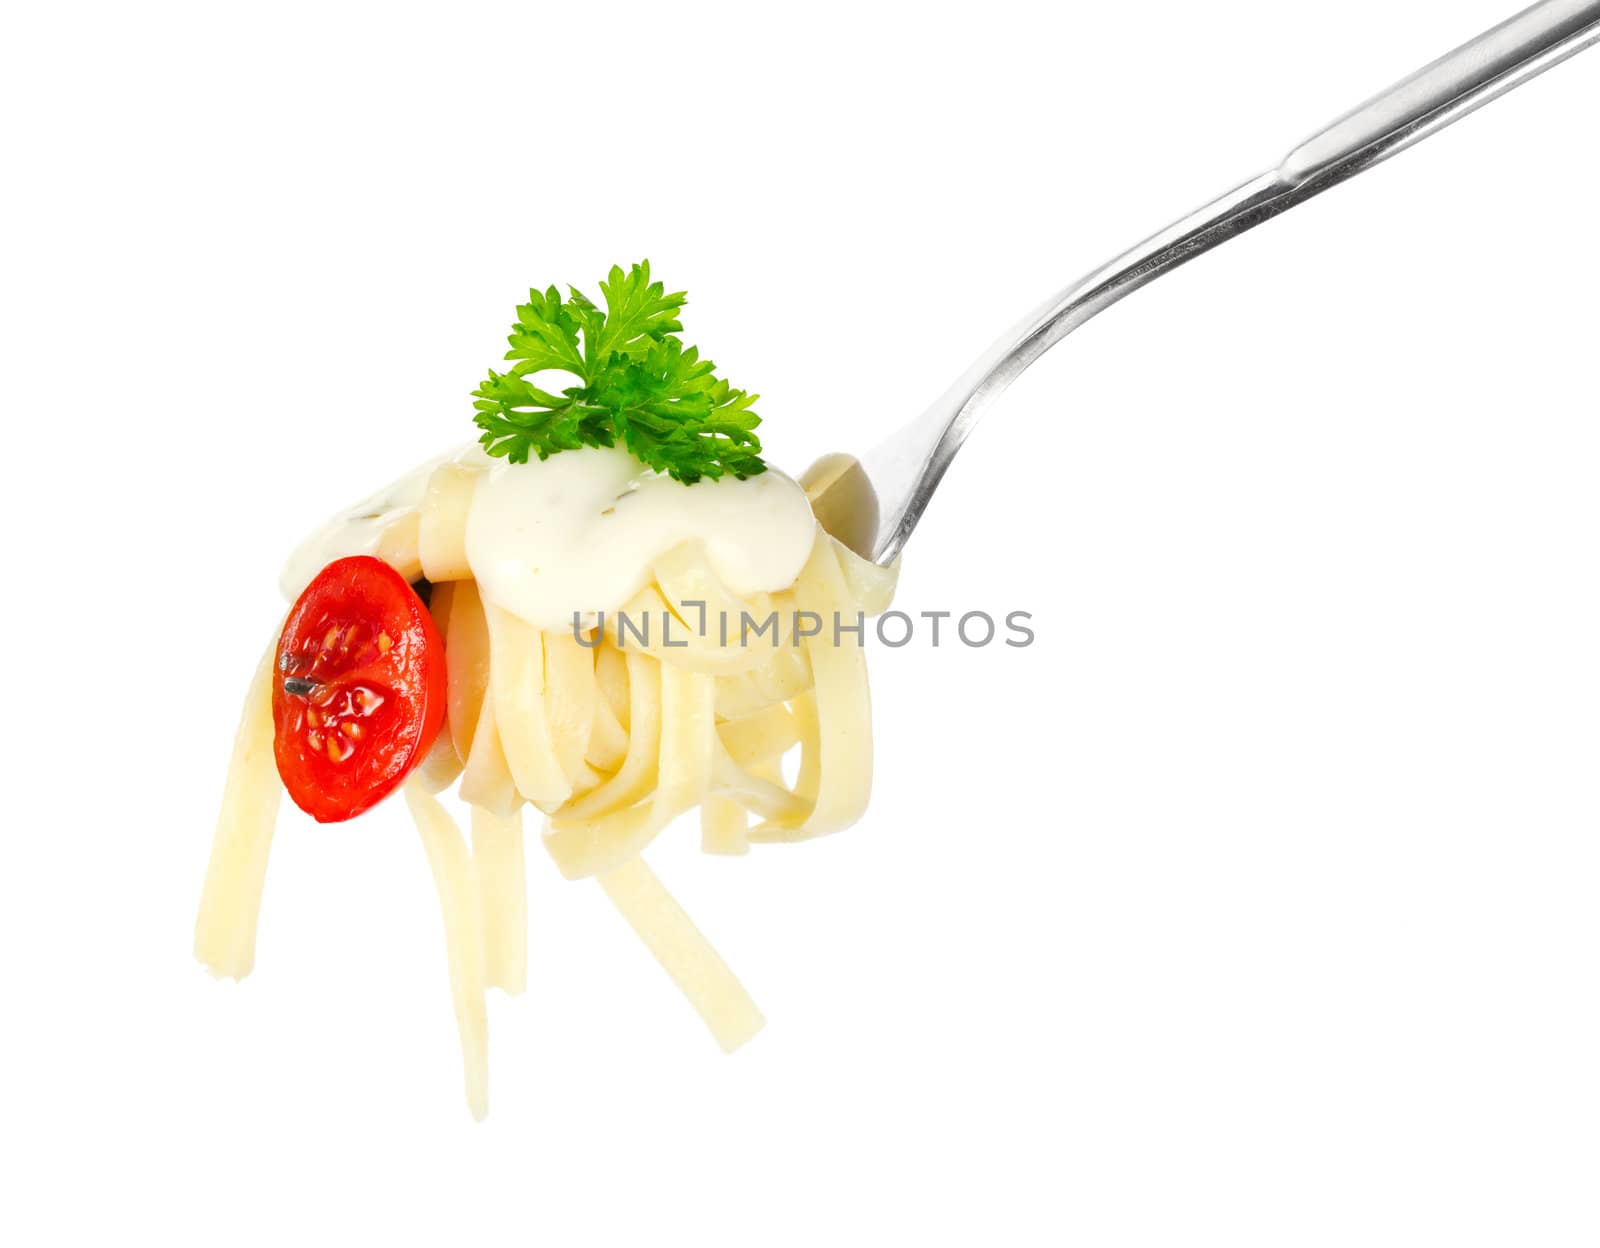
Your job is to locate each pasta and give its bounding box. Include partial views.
[192,633,283,981]
[195,454,897,1117]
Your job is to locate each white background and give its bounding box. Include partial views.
[4,1,1598,1244]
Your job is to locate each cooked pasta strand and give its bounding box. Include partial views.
[717,702,799,768]
[445,581,492,765]
[487,605,572,806]
[459,694,519,817]
[543,662,713,877]
[595,642,630,730]
[419,462,481,581]
[609,583,754,674]
[417,728,465,793]
[544,629,599,786]
[472,804,527,995]
[759,538,873,837]
[597,855,764,1053]
[712,744,808,825]
[375,511,423,582]
[194,636,283,980]
[587,672,630,771]
[404,779,489,1120]
[700,795,749,856]
[559,653,661,822]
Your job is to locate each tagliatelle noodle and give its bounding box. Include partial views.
[443,580,491,763]
[418,461,482,582]
[485,606,573,809]
[198,456,897,1116]
[700,794,749,856]
[458,693,519,818]
[747,537,874,840]
[471,804,526,995]
[403,779,489,1121]
[193,635,283,980]
[543,630,600,786]
[375,511,423,582]
[542,661,716,877]
[596,855,764,1053]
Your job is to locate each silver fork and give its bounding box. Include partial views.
[810,0,1600,565]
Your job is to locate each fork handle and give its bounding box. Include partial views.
[1283,0,1600,185]
[866,0,1600,566]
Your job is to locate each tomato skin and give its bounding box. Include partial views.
[272,556,447,823]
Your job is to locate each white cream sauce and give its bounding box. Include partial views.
[279,444,489,600]
[281,444,818,631]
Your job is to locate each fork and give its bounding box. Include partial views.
[804,0,1600,565]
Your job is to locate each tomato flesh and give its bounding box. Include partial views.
[272,555,446,822]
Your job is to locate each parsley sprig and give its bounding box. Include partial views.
[472,261,766,483]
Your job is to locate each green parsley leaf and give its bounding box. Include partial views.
[504,285,584,377]
[591,261,686,364]
[472,260,766,482]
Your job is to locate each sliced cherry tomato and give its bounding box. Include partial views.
[272,555,446,822]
